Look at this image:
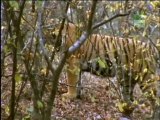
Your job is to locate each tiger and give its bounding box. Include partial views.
[54,23,160,115]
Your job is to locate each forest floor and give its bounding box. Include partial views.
[1,57,153,120]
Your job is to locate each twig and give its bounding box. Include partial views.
[3,1,26,119]
[68,0,98,54]
[37,4,55,75]
[92,12,130,30]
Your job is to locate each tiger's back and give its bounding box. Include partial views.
[80,34,158,78]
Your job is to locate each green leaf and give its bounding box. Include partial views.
[8,37,17,48]
[15,73,22,83]
[97,58,106,68]
[5,106,10,115]
[22,115,31,120]
[133,12,147,28]
[133,20,145,28]
[133,14,141,20]
[4,45,11,54]
[37,1,43,8]
[117,102,127,112]
[37,100,43,109]
[9,1,19,10]
[133,13,147,20]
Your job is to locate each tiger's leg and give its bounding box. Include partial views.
[119,71,137,116]
[63,56,80,99]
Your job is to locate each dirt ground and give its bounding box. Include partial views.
[1,67,153,120]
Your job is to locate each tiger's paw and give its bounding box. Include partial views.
[62,93,77,99]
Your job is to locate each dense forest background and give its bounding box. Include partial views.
[1,1,160,120]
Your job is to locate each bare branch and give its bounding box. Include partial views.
[37,1,55,75]
[50,1,70,62]
[92,12,130,30]
[87,0,98,33]
[3,1,26,119]
[68,0,98,54]
[68,32,89,54]
[37,1,70,119]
